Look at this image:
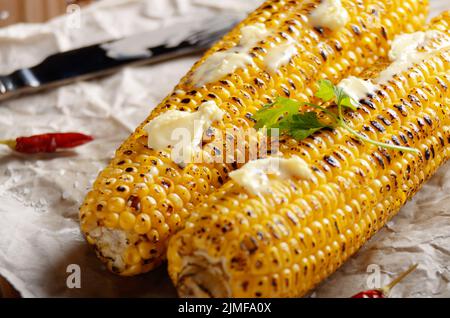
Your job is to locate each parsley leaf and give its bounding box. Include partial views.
[315,79,335,102]
[316,79,357,110]
[333,86,358,110]
[253,79,419,153]
[253,97,300,129]
[275,112,331,140]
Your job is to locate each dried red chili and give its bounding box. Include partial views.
[0,132,94,154]
[351,264,418,298]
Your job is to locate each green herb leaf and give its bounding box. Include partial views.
[253,97,301,129]
[334,86,358,111]
[253,79,419,153]
[275,112,331,140]
[315,79,335,102]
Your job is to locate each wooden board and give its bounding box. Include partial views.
[0,0,91,27]
[0,276,19,298]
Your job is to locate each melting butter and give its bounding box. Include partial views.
[309,0,349,31]
[375,31,450,84]
[265,40,298,72]
[144,101,225,166]
[229,156,312,195]
[191,23,269,87]
[338,76,377,106]
[338,31,450,104]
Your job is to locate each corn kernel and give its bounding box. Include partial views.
[147,229,160,243]
[168,193,184,210]
[108,197,126,213]
[174,185,191,202]
[124,246,141,265]
[141,196,157,213]
[134,213,152,234]
[149,184,167,202]
[119,211,136,230]
[133,183,149,197]
[137,241,154,259]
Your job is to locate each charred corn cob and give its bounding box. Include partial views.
[80,0,428,276]
[168,13,450,297]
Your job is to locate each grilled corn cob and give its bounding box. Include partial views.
[167,13,450,297]
[80,0,428,276]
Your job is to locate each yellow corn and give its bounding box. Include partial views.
[167,13,450,297]
[80,0,428,276]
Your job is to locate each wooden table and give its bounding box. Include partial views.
[0,0,91,28]
[0,276,19,298]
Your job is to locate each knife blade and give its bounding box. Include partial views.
[0,14,242,102]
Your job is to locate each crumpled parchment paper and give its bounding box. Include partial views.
[0,0,449,298]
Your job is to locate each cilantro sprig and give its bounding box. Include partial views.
[254,80,419,153]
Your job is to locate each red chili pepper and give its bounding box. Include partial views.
[351,264,418,298]
[352,289,385,298]
[0,132,94,154]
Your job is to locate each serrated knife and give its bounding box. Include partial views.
[0,14,241,102]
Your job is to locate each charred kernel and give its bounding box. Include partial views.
[417,118,425,128]
[351,25,361,35]
[231,97,243,106]
[125,167,136,173]
[117,185,128,192]
[377,115,391,126]
[127,195,141,210]
[160,178,172,190]
[391,136,401,146]
[381,26,387,39]
[370,121,385,133]
[123,150,133,155]
[254,78,265,88]
[360,99,376,109]
[314,26,324,34]
[181,98,191,104]
[408,94,421,105]
[394,104,408,116]
[424,148,431,160]
[324,155,340,168]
